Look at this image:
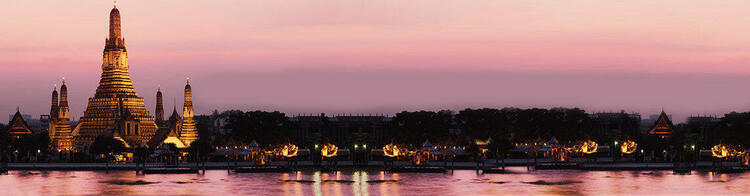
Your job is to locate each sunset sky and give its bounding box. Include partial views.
[1,0,750,122]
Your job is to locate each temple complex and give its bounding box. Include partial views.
[66,5,199,149]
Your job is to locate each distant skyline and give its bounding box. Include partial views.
[2,1,750,122]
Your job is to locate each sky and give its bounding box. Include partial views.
[1,0,750,122]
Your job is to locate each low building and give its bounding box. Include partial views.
[291,114,391,147]
[648,111,674,138]
[590,111,641,138]
[7,109,32,139]
[686,116,719,145]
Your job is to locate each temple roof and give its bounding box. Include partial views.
[648,111,674,135]
[147,127,183,148]
[8,109,32,136]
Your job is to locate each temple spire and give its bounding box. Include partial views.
[180,79,198,146]
[155,87,165,126]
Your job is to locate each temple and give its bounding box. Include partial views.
[179,80,199,146]
[8,108,32,139]
[155,87,165,127]
[148,81,199,148]
[648,110,674,137]
[49,81,73,150]
[73,5,158,149]
[39,4,199,152]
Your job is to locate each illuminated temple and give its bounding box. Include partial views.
[50,5,199,151]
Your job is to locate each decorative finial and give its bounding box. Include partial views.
[62,77,65,85]
[158,85,161,91]
[114,0,117,8]
[186,77,190,85]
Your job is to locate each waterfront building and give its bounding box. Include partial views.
[648,111,674,138]
[7,108,32,139]
[590,111,641,138]
[291,114,390,147]
[686,116,720,145]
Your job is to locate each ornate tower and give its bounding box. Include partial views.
[180,80,198,146]
[155,87,165,127]
[49,86,58,141]
[52,81,73,150]
[75,5,158,149]
[58,81,70,120]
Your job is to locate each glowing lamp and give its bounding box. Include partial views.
[321,144,338,158]
[620,140,637,154]
[281,144,298,158]
[712,144,729,158]
[383,143,401,157]
[581,140,598,154]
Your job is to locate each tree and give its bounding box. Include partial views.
[188,137,213,161]
[89,136,126,161]
[715,112,750,145]
[390,110,456,146]
[226,110,291,145]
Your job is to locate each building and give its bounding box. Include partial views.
[647,111,674,138]
[291,114,391,147]
[590,111,641,138]
[179,81,199,146]
[149,81,199,148]
[7,108,32,139]
[49,82,74,151]
[67,5,197,150]
[686,116,720,145]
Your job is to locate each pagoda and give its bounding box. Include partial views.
[74,4,158,149]
[179,80,199,146]
[648,110,674,137]
[49,81,73,150]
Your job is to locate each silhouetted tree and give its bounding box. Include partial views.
[89,136,126,161]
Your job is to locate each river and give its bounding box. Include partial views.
[2,167,747,195]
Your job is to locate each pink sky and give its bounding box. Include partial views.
[1,0,750,122]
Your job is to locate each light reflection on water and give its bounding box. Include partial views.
[2,167,750,195]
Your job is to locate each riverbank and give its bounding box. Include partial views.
[1,159,744,171]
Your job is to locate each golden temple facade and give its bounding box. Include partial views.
[73,5,158,149]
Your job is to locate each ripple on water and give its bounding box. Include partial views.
[99,180,159,185]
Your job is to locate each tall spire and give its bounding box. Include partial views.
[180,79,198,146]
[155,87,165,126]
[51,80,73,151]
[50,85,58,120]
[109,4,121,40]
[59,80,69,120]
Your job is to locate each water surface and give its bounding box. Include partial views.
[2,167,748,195]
